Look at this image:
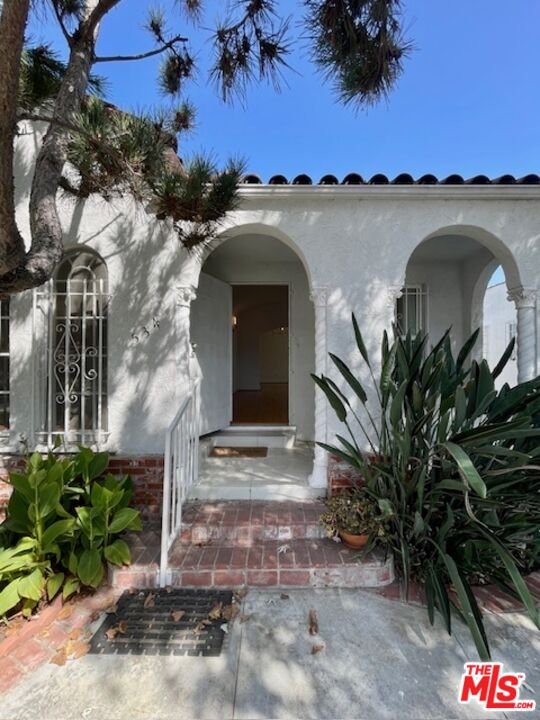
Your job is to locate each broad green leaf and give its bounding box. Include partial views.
[312,374,347,422]
[492,337,516,380]
[87,452,109,481]
[104,539,131,566]
[352,313,370,367]
[47,572,65,601]
[37,483,62,519]
[77,549,104,588]
[316,442,360,469]
[0,578,21,616]
[18,568,44,602]
[438,551,490,660]
[456,328,480,370]
[477,528,540,628]
[41,519,75,550]
[8,473,33,501]
[109,507,141,534]
[62,577,80,600]
[390,380,408,428]
[441,442,487,498]
[329,353,368,404]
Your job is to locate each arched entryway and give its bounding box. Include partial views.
[187,229,320,499]
[400,226,535,383]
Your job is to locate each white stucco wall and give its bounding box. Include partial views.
[483,282,518,388]
[8,124,540,456]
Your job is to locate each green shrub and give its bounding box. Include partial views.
[0,447,141,618]
[314,316,540,659]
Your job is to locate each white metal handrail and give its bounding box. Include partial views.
[159,378,201,586]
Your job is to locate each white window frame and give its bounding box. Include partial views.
[395,285,428,337]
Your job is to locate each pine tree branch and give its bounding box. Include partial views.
[84,0,122,36]
[94,35,188,63]
[49,0,73,47]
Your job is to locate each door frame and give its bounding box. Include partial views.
[230,281,292,426]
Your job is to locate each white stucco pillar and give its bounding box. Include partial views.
[308,287,329,489]
[174,284,197,385]
[508,287,537,382]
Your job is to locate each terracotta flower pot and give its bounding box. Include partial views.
[339,531,369,550]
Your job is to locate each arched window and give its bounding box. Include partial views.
[34,248,108,446]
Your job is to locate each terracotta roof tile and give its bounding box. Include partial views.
[241,173,540,186]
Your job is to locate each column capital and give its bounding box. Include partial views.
[310,286,329,307]
[507,286,537,309]
[175,285,197,307]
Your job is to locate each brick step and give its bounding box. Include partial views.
[110,536,395,590]
[180,500,327,546]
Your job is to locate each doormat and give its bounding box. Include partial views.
[211,446,268,458]
[89,588,233,657]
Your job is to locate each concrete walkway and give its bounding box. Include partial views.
[1,588,538,720]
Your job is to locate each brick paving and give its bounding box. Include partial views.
[110,500,395,590]
[0,585,121,695]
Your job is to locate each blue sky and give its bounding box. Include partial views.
[29,0,540,182]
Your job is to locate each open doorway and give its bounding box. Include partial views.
[232,284,289,424]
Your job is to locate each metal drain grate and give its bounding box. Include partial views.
[90,588,233,657]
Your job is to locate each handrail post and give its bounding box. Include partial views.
[159,426,173,587]
[159,378,201,588]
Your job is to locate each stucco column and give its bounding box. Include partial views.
[308,287,329,489]
[508,287,537,382]
[174,285,197,385]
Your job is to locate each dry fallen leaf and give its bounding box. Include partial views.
[68,627,82,641]
[193,621,209,637]
[221,604,240,622]
[106,621,127,641]
[50,651,67,666]
[105,627,119,641]
[234,587,249,601]
[311,644,325,655]
[308,609,319,636]
[165,586,173,594]
[280,593,290,600]
[143,592,155,609]
[208,602,223,620]
[57,604,74,621]
[71,640,91,659]
[171,610,186,622]
[105,604,118,614]
[239,614,252,624]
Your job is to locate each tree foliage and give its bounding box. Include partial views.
[0,0,411,295]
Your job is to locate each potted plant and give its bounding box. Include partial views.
[320,490,383,549]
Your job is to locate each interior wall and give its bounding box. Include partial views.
[204,244,315,440]
[233,286,288,391]
[405,261,465,349]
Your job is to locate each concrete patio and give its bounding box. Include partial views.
[1,588,538,720]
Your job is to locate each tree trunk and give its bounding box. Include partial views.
[0,0,30,277]
[0,0,121,296]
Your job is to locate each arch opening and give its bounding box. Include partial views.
[188,231,317,498]
[400,229,520,386]
[191,232,315,438]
